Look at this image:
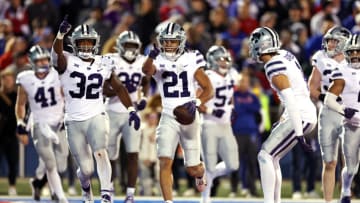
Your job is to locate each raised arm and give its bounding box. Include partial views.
[52,15,72,74]
[142,44,160,76]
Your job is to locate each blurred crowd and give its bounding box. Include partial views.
[1,0,360,199]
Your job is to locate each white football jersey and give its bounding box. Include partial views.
[16,68,64,126]
[312,50,347,93]
[105,53,146,113]
[203,68,237,124]
[60,51,114,121]
[265,49,316,123]
[332,65,360,126]
[153,50,206,115]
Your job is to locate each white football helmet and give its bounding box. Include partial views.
[70,24,100,60]
[206,45,232,74]
[248,26,281,63]
[344,34,360,69]
[29,45,51,73]
[116,30,142,61]
[157,22,186,61]
[322,26,351,57]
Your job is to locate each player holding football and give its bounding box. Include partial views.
[308,26,351,203]
[142,22,213,203]
[15,45,68,203]
[323,34,360,203]
[103,30,149,203]
[198,45,239,203]
[52,17,140,203]
[248,27,317,203]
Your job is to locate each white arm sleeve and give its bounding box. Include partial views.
[324,92,344,115]
[280,88,303,136]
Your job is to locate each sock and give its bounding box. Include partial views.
[341,167,354,197]
[273,157,282,203]
[165,201,173,203]
[258,150,275,203]
[126,187,135,196]
[201,170,214,201]
[93,149,112,190]
[76,168,90,189]
[47,168,66,200]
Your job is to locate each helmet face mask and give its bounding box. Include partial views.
[157,23,186,61]
[206,45,232,74]
[116,31,142,61]
[248,27,281,63]
[70,24,100,60]
[344,34,360,69]
[29,45,51,74]
[322,26,351,57]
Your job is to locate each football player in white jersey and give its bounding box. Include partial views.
[248,27,317,203]
[15,45,68,203]
[103,30,148,203]
[198,45,239,203]
[52,17,140,203]
[308,26,351,203]
[142,22,214,203]
[324,34,360,203]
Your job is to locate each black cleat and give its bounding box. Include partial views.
[29,178,41,201]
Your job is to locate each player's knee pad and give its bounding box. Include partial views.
[186,162,205,178]
[56,155,68,173]
[77,157,94,178]
[107,144,119,161]
[258,149,273,164]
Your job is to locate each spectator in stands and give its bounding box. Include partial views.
[0,19,15,55]
[26,0,59,33]
[230,73,261,198]
[0,36,28,71]
[159,0,185,22]
[0,67,21,196]
[4,0,30,36]
[310,0,340,35]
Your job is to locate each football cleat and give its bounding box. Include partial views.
[124,195,134,203]
[81,185,94,203]
[29,178,41,201]
[341,196,351,203]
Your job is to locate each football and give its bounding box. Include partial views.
[173,105,196,125]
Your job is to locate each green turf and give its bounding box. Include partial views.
[0,177,341,199]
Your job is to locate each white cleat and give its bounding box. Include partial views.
[81,185,94,203]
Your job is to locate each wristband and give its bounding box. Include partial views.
[196,98,202,107]
[17,118,25,125]
[206,107,213,114]
[127,106,136,113]
[56,32,64,40]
